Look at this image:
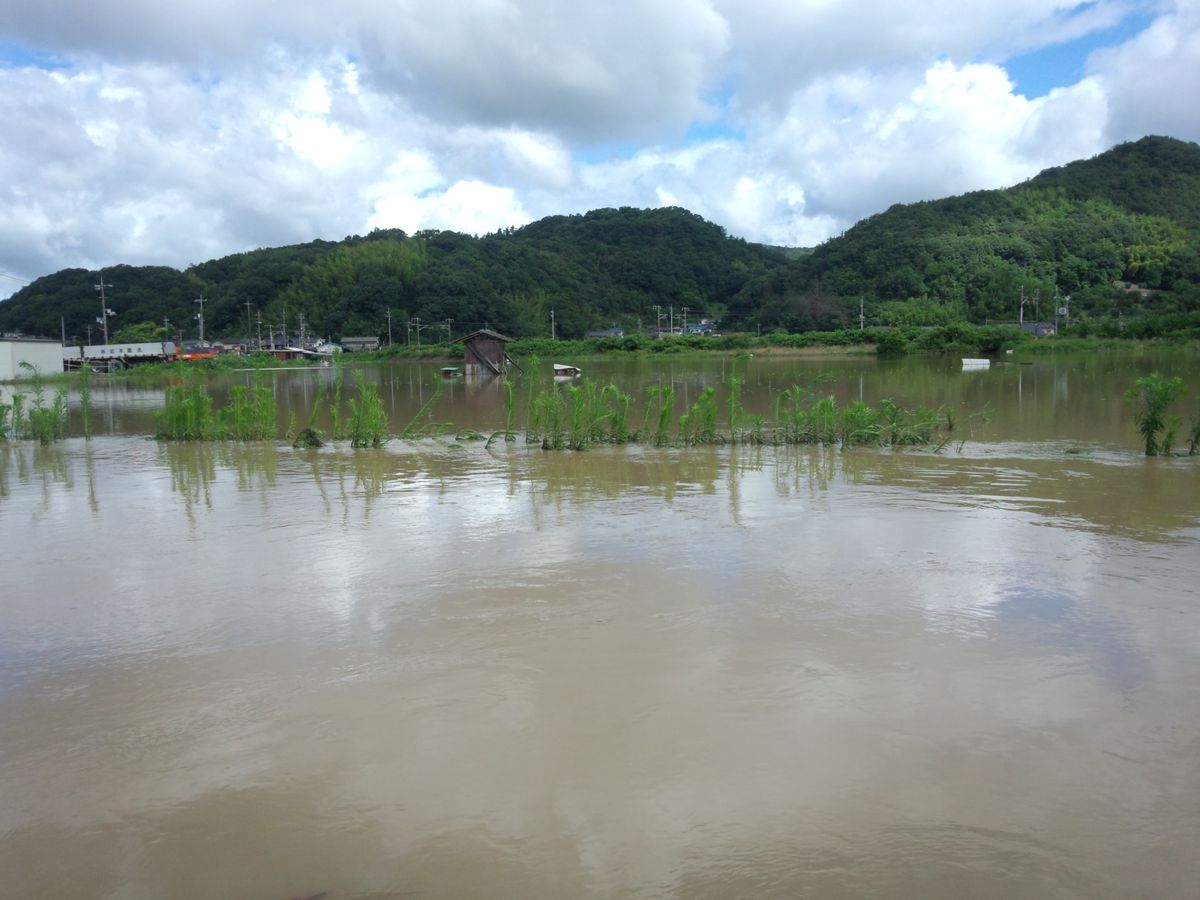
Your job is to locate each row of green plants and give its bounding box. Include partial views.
[6,359,1196,457]
[0,363,73,444]
[144,366,1200,456]
[516,375,959,451]
[156,358,393,449]
[157,372,276,441]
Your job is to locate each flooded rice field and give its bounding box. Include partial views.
[1,351,1198,899]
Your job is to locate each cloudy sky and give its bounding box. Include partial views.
[1,0,1198,297]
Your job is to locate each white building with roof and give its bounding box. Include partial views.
[0,338,64,381]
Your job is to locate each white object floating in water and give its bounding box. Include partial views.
[962,358,991,369]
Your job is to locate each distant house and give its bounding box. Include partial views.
[458,328,514,376]
[1018,321,1057,337]
[586,327,625,339]
[341,336,381,352]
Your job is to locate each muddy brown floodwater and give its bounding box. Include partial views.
[1,351,1198,899]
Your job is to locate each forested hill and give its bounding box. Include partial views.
[726,135,1200,331]
[0,208,787,343]
[3,136,1199,343]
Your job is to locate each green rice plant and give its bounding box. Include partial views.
[638,384,658,440]
[293,425,327,449]
[485,378,519,449]
[399,376,446,438]
[529,382,567,449]
[1125,373,1187,456]
[698,386,719,443]
[1161,414,1183,455]
[523,353,541,431]
[290,379,326,448]
[329,356,346,439]
[878,398,926,447]
[8,392,26,439]
[726,376,744,444]
[774,386,811,443]
[602,383,633,443]
[646,384,675,446]
[218,377,277,440]
[79,361,92,439]
[745,413,767,445]
[563,380,614,449]
[953,404,992,452]
[566,382,590,449]
[841,400,882,446]
[347,371,389,448]
[157,370,216,440]
[808,395,839,444]
[679,386,720,445]
[502,377,516,437]
[18,363,68,444]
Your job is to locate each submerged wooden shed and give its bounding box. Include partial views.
[458,328,514,376]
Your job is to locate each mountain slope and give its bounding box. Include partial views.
[0,209,786,342]
[2,137,1198,342]
[726,136,1200,330]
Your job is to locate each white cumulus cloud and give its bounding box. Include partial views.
[0,0,1197,298]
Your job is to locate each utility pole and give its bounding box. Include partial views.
[653,304,664,334]
[245,300,253,348]
[1018,285,1026,325]
[194,293,206,343]
[681,306,690,335]
[298,313,307,348]
[94,273,115,344]
[256,311,263,349]
[60,316,66,345]
[859,295,865,330]
[386,308,394,346]
[444,318,452,343]
[1056,292,1070,334]
[410,316,422,347]
[550,308,556,340]
[669,305,674,334]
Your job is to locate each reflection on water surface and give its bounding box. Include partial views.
[1,352,1198,899]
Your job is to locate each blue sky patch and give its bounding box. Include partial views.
[684,118,745,145]
[573,141,641,165]
[0,41,71,71]
[1003,8,1156,97]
